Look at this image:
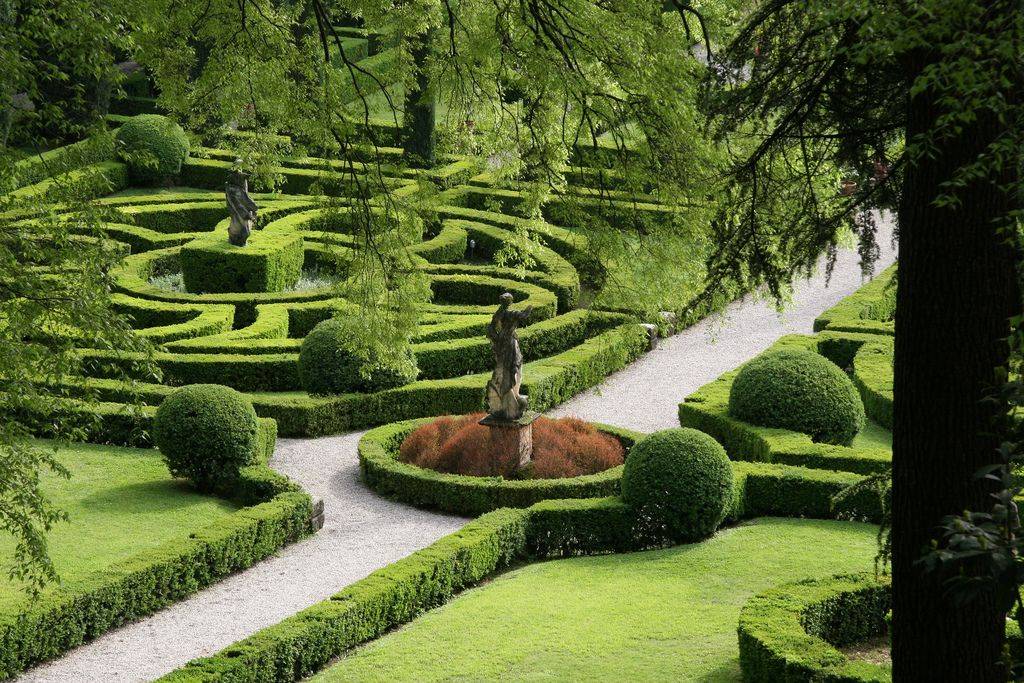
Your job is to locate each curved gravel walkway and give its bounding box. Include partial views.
[19,219,895,682]
[550,219,897,432]
[18,433,467,683]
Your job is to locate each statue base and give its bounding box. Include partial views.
[479,411,539,469]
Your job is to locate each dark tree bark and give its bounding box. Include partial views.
[891,47,1021,681]
[401,29,437,169]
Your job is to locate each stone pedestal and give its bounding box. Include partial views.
[479,411,539,469]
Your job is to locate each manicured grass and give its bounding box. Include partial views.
[852,419,892,450]
[313,517,879,682]
[0,440,238,616]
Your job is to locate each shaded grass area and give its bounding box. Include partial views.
[313,517,878,682]
[0,440,238,617]
[851,419,892,451]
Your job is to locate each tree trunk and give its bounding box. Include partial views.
[401,29,437,169]
[891,47,1020,682]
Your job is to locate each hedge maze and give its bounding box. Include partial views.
[13,130,691,444]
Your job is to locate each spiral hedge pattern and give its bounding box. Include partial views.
[14,131,700,441]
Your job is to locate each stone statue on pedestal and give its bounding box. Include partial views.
[226,168,258,246]
[484,292,534,421]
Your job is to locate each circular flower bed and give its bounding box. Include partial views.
[359,416,641,516]
[399,413,624,479]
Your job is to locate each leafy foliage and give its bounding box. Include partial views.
[728,348,865,446]
[153,384,260,491]
[114,114,191,184]
[299,317,419,395]
[621,427,733,542]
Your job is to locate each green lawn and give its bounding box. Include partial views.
[852,419,892,450]
[314,517,879,682]
[0,440,238,616]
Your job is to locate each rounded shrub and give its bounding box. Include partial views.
[621,428,733,542]
[153,384,259,491]
[115,114,190,185]
[728,348,866,446]
[299,318,418,395]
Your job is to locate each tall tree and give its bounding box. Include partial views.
[0,0,152,593]
[698,0,1022,677]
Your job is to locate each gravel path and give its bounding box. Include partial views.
[549,220,896,432]
[19,219,895,682]
[18,433,467,683]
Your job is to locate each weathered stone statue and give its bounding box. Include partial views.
[484,292,534,421]
[226,168,258,246]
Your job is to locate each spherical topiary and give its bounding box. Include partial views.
[621,428,733,542]
[299,318,419,395]
[115,114,190,185]
[153,384,259,491]
[728,348,866,446]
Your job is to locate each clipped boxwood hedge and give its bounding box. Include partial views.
[852,340,894,430]
[158,458,885,683]
[0,418,314,680]
[359,418,641,516]
[180,231,305,294]
[57,320,649,441]
[679,335,890,475]
[737,573,891,682]
[729,348,866,447]
[814,265,896,337]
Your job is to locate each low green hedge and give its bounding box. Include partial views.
[359,418,641,516]
[8,161,129,201]
[435,204,603,287]
[852,340,894,430]
[160,507,531,682]
[361,414,882,520]
[179,157,410,197]
[158,463,883,683]
[814,265,896,337]
[440,219,581,311]
[8,133,116,191]
[50,320,650,441]
[679,335,890,475]
[730,461,882,522]
[180,232,305,294]
[80,308,610,393]
[0,419,313,679]
[410,222,468,263]
[737,573,891,682]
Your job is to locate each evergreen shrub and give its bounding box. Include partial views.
[620,427,733,542]
[153,384,260,491]
[729,349,865,446]
[115,114,190,184]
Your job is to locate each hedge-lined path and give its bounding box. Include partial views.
[18,432,467,683]
[19,218,895,683]
[550,216,897,432]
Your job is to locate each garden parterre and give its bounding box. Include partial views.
[151,271,898,683]
[12,122,716,444]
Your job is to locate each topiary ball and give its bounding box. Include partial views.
[115,114,190,185]
[299,318,419,395]
[728,348,866,446]
[153,384,259,492]
[621,428,733,542]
